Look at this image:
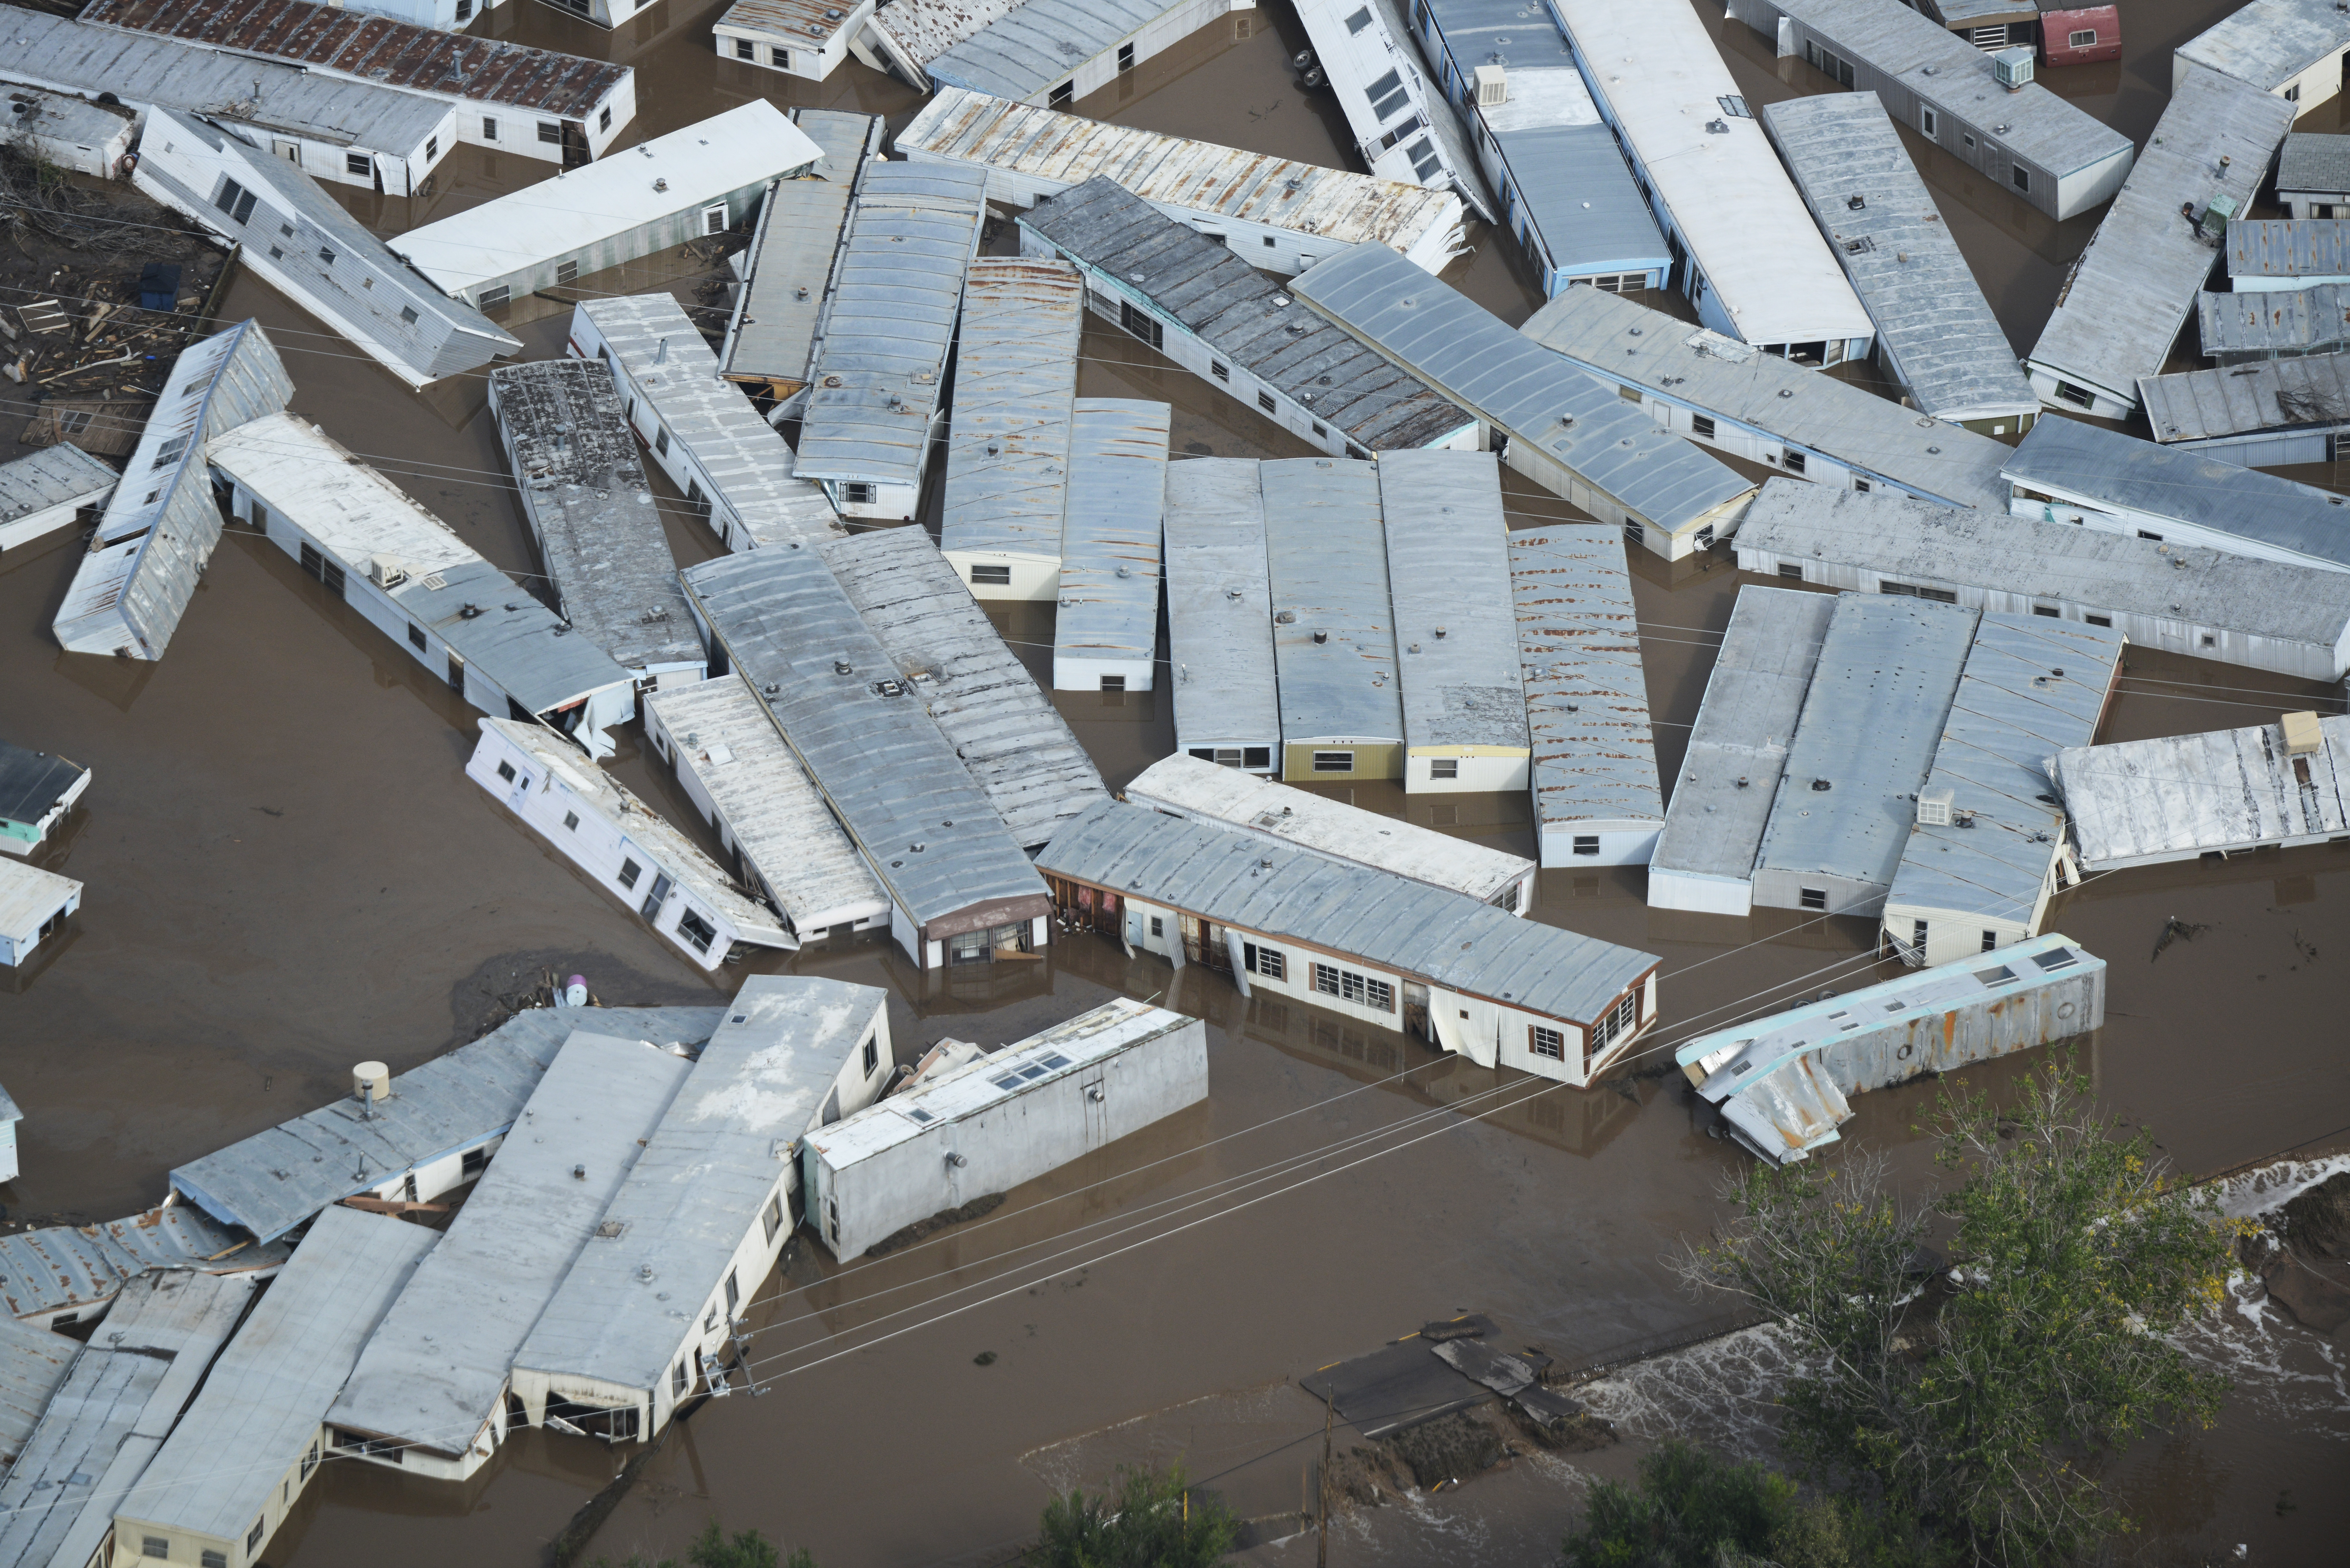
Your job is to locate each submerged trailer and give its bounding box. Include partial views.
[0,447,115,557]
[1678,932,2106,1164]
[802,999,1206,1258]
[1054,399,1169,692]
[1163,460,1279,771]
[938,257,1084,602]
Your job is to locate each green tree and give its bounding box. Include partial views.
[592,1522,813,1568]
[1027,1461,1237,1568]
[1686,1059,2234,1565]
[1562,1440,1927,1568]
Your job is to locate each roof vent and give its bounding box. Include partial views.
[1809,778,1832,792]
[1313,629,1328,643]
[1917,786,1954,826]
[833,660,853,675]
[1434,626,1447,638]
[352,1062,389,1105]
[1846,194,1865,210]
[1275,609,1297,623]
[653,177,669,192]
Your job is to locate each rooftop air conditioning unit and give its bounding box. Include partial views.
[366,553,409,589]
[1475,65,1507,107]
[1917,786,1955,826]
[1992,46,2033,89]
[2282,710,2324,756]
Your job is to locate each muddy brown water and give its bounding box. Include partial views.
[0,0,2346,1560]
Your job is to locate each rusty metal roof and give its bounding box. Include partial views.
[80,0,630,120]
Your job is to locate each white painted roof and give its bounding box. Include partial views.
[2056,712,2350,864]
[1122,753,1533,903]
[0,859,78,943]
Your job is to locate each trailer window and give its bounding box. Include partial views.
[970,564,1012,585]
[1529,1025,1565,1059]
[2068,27,2097,46]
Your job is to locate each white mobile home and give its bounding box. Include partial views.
[0,446,114,556]
[132,112,523,389]
[1055,399,1169,692]
[1647,588,1836,916]
[0,743,88,859]
[2139,351,2350,467]
[0,861,78,968]
[895,88,1466,276]
[513,979,893,1442]
[51,320,292,662]
[940,257,1084,602]
[112,1207,436,1568]
[2177,0,2350,109]
[170,1004,725,1244]
[715,0,878,80]
[2054,711,2350,870]
[325,1031,691,1482]
[1016,177,1478,459]
[1382,450,1528,794]
[795,161,989,520]
[207,412,639,758]
[1262,457,1404,783]
[719,109,883,411]
[1040,800,1661,1085]
[1508,529,1664,869]
[644,674,892,944]
[1122,754,1535,911]
[866,0,1248,104]
[395,102,821,315]
[1880,614,2122,966]
[83,0,637,164]
[571,295,844,554]
[1737,479,2350,682]
[804,1001,1206,1258]
[1458,64,1673,298]
[2199,281,2350,362]
[1163,460,1279,772]
[466,719,793,969]
[488,358,705,687]
[1540,0,1875,358]
[1292,0,1490,215]
[0,91,132,181]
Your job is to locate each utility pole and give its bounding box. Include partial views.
[1316,1397,1332,1568]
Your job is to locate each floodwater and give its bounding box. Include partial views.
[0,0,2346,1561]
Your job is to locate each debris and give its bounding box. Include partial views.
[2153,915,2209,961]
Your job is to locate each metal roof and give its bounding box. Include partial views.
[0,1207,287,1323]
[895,89,1466,258]
[1298,0,1496,222]
[1546,0,1874,348]
[2141,351,2350,442]
[0,446,112,531]
[0,743,87,833]
[0,860,74,946]
[2026,63,2295,405]
[718,0,872,46]
[1038,800,1658,1024]
[678,546,1051,934]
[1650,587,1838,886]
[0,11,449,155]
[1518,283,2013,511]
[326,1032,692,1458]
[2228,218,2350,282]
[1506,528,1664,834]
[489,359,701,676]
[116,1207,436,1550]
[938,258,1082,563]
[80,0,631,120]
[0,1318,75,1470]
[643,675,887,932]
[797,161,988,490]
[719,112,880,388]
[1885,614,2122,922]
[866,0,1027,69]
[131,112,521,388]
[485,719,793,949]
[0,1272,260,1568]
[1754,593,1980,892]
[822,527,1108,845]
[1735,478,2350,652]
[170,1004,725,1243]
[1293,243,1756,529]
[50,320,292,661]
[1123,754,1535,904]
[2278,132,2350,193]
[1380,450,1527,753]
[1056,399,1169,677]
[2178,0,2350,92]
[2056,712,2350,866]
[925,0,1190,100]
[2197,282,2350,359]
[2001,413,2350,572]
[1261,458,1402,747]
[393,102,820,299]
[1488,120,1672,275]
[1761,92,2038,426]
[517,979,886,1394]
[1017,177,1474,451]
[1766,0,2133,177]
[1162,458,1279,755]
[203,412,636,718]
[578,295,843,550]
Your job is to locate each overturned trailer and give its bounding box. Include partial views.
[1678,932,2106,1164]
[803,999,1206,1258]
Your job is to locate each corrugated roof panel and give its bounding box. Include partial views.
[1163,458,1278,756]
[1379,450,1527,753]
[1055,399,1169,684]
[1261,458,1403,747]
[939,258,1083,563]
[720,113,881,387]
[1507,528,1664,832]
[2141,350,2350,442]
[2197,282,2350,359]
[2056,712,2350,866]
[925,0,1176,100]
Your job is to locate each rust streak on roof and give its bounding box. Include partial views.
[79,0,629,119]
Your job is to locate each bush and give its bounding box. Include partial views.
[1027,1462,1237,1568]
[1561,1440,1930,1568]
[593,1523,814,1568]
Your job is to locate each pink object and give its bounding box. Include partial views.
[2039,5,2120,66]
